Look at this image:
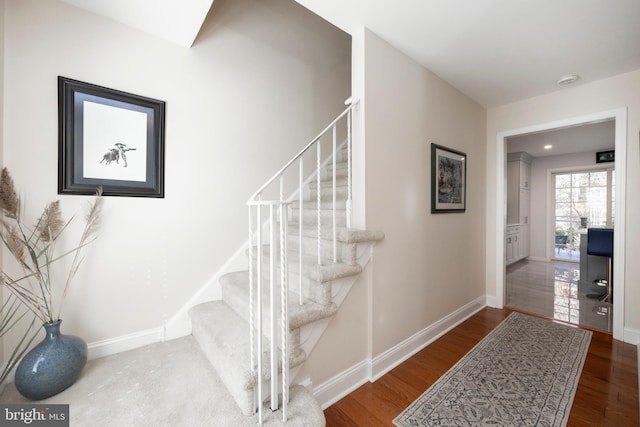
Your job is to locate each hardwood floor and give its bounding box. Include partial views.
[324,307,639,426]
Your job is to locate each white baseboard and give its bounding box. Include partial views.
[87,327,164,360]
[314,296,486,409]
[370,296,485,380]
[485,294,501,308]
[624,326,640,345]
[1,326,167,387]
[314,359,370,409]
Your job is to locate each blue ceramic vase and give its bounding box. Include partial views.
[14,320,87,400]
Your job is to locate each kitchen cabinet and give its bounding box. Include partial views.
[506,225,520,265]
[506,152,532,265]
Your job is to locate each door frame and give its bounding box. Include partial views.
[494,108,627,340]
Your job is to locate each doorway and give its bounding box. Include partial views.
[494,109,627,339]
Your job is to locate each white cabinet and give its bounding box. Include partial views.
[506,152,532,265]
[520,161,531,189]
[506,225,520,265]
[519,189,530,259]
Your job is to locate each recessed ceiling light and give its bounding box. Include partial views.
[544,145,552,149]
[557,74,579,85]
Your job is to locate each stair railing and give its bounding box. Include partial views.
[246,98,355,424]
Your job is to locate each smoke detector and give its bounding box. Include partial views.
[557,74,580,86]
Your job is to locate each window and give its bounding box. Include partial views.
[553,168,614,261]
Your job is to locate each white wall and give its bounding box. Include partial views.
[527,150,614,260]
[486,70,640,333]
[295,29,487,398]
[0,0,5,370]
[364,31,486,356]
[2,0,350,349]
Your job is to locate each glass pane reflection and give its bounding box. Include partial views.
[553,265,579,323]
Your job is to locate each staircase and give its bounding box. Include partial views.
[188,101,383,425]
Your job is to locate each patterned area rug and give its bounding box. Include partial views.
[393,312,592,427]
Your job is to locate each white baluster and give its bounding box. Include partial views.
[244,102,356,425]
[280,203,289,422]
[249,207,255,372]
[298,159,303,305]
[347,108,352,228]
[332,124,337,263]
[269,204,278,412]
[256,203,263,426]
[317,143,321,266]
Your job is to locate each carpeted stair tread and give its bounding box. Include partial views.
[289,208,347,227]
[254,246,363,283]
[186,142,382,424]
[288,252,362,282]
[308,176,348,189]
[324,168,348,180]
[220,271,338,330]
[0,335,324,426]
[288,226,385,244]
[289,199,348,209]
[286,227,384,265]
[309,173,348,186]
[312,185,349,201]
[189,301,307,416]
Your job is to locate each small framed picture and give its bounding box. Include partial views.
[58,76,166,197]
[431,143,466,213]
[595,150,615,163]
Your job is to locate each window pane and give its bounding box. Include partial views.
[572,187,588,202]
[573,202,589,218]
[556,203,571,217]
[554,168,614,260]
[590,171,607,186]
[572,173,589,188]
[556,188,571,203]
[555,174,571,188]
[592,191,606,206]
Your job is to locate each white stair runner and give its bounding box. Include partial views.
[188,153,383,425]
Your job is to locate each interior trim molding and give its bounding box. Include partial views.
[370,296,485,381]
[485,294,500,308]
[494,107,628,341]
[87,327,164,360]
[314,296,486,409]
[315,359,370,410]
[624,327,640,346]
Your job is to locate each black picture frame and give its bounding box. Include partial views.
[58,76,166,197]
[595,150,615,164]
[431,143,467,213]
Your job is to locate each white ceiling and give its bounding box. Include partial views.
[506,120,615,158]
[61,0,214,47]
[293,0,640,108]
[60,0,640,108]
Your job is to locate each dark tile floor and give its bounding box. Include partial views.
[506,259,612,332]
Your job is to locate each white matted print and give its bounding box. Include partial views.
[82,101,147,182]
